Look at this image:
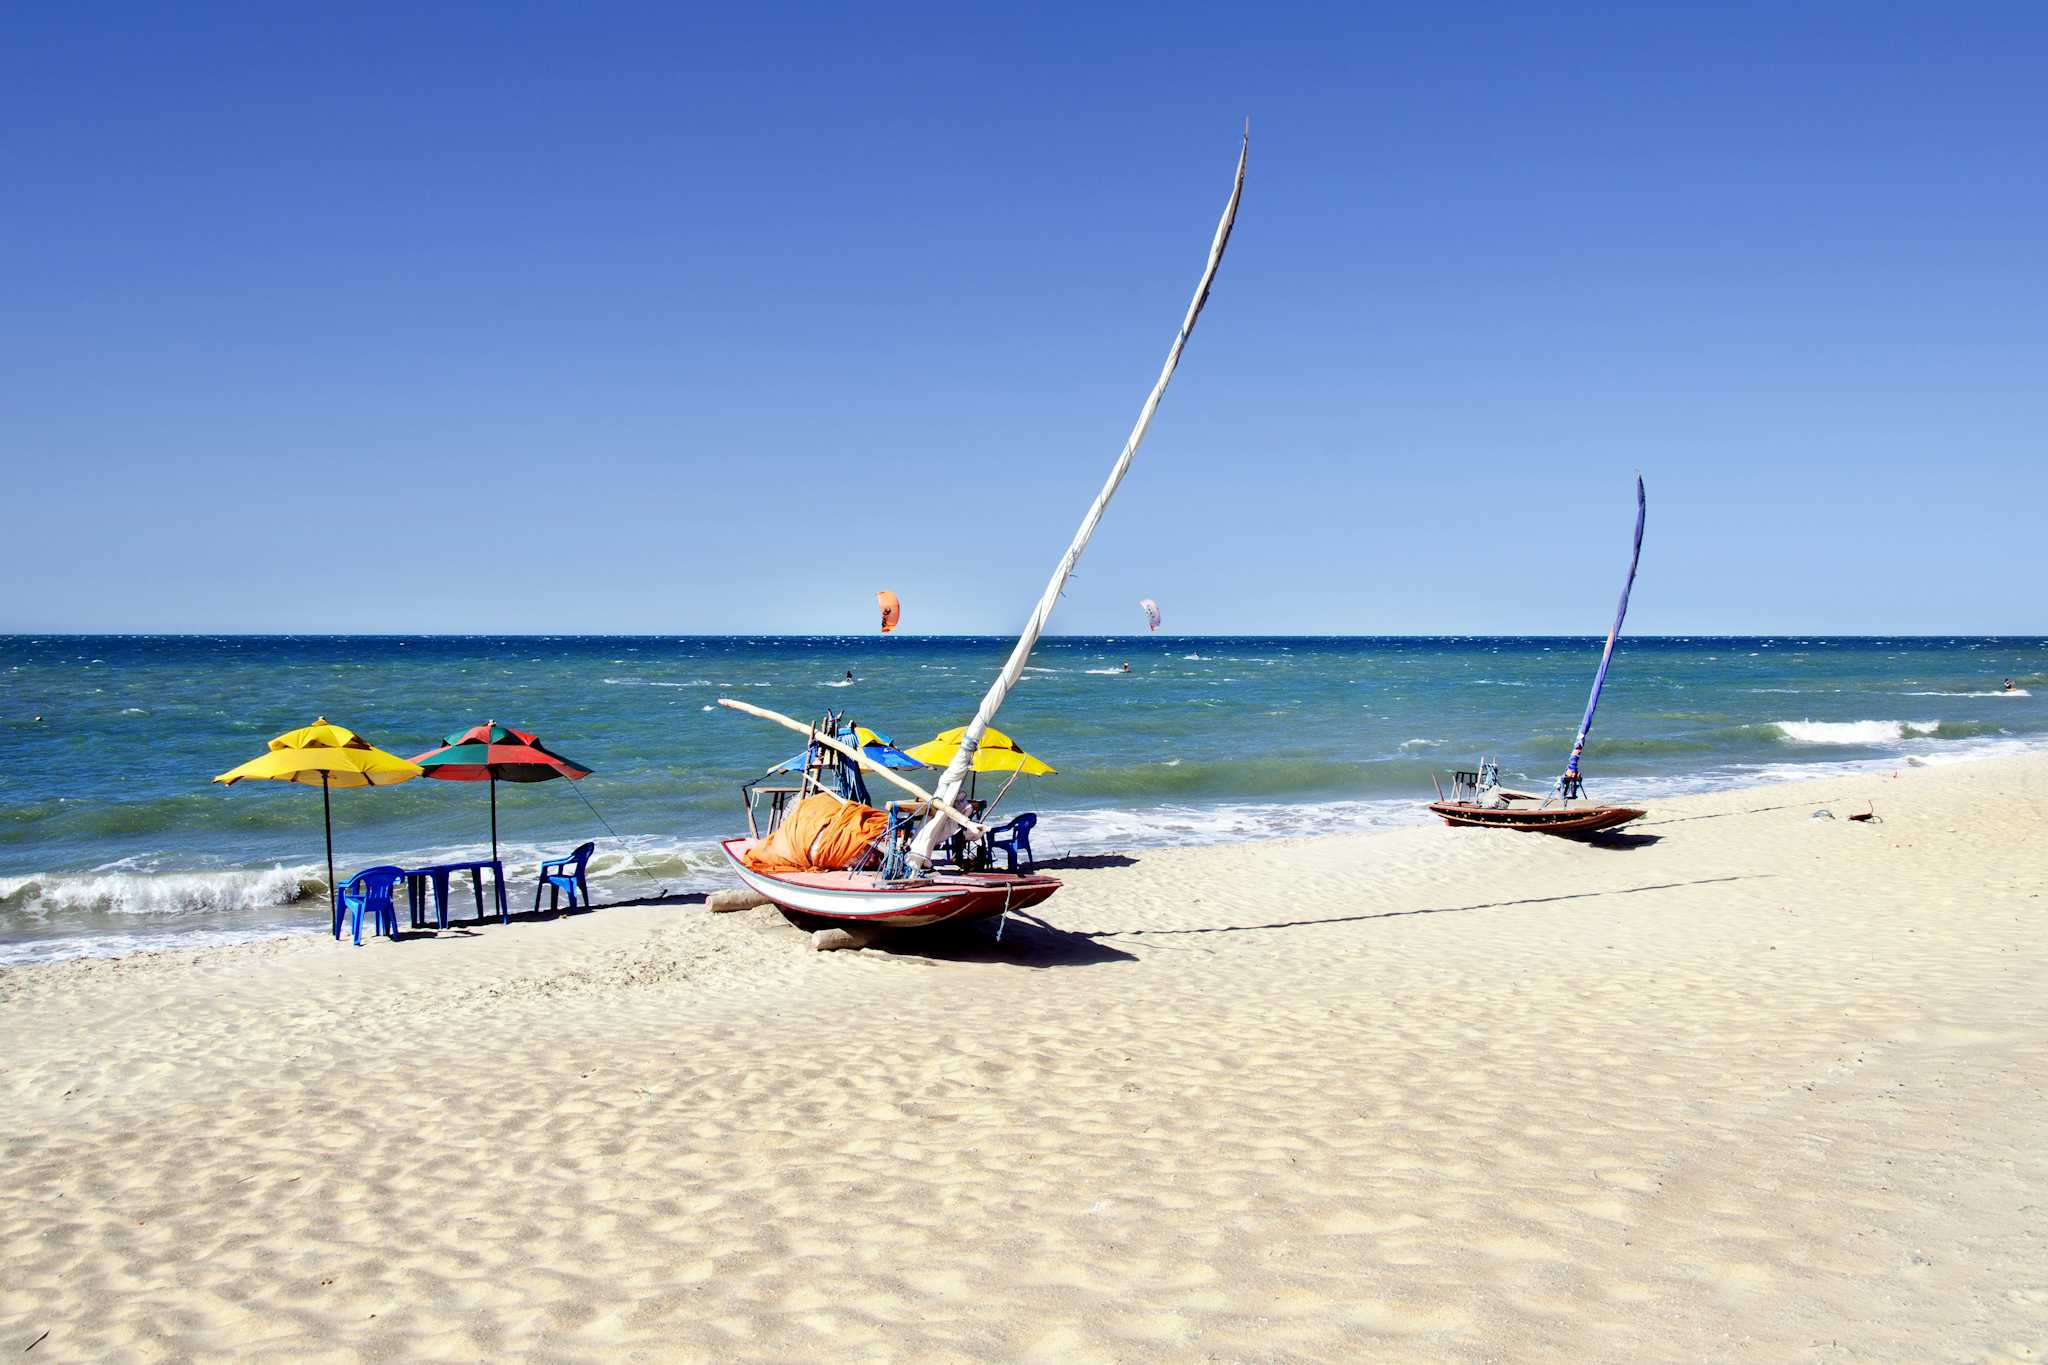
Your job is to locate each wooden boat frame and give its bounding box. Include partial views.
[719,837,1060,928]
[1425,800,1645,836]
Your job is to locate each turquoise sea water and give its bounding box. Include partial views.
[3,634,2044,964]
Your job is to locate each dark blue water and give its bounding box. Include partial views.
[3,635,2043,963]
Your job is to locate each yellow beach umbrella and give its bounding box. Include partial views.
[214,717,422,915]
[904,726,1055,775]
[904,725,1054,819]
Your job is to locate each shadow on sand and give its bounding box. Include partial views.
[1578,831,1663,850]
[1032,852,1142,872]
[1079,874,1763,940]
[391,891,709,939]
[1635,802,1812,828]
[863,912,1138,968]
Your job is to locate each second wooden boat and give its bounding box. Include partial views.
[1427,804,1644,835]
[1430,476,1650,837]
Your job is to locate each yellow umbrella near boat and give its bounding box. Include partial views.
[904,725,1056,775]
[213,717,423,918]
[905,725,1055,821]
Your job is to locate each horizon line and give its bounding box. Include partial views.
[6,631,2045,642]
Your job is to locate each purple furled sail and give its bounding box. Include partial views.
[1559,475,1647,797]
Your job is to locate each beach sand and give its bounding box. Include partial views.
[3,755,2044,1361]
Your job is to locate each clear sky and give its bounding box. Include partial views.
[4,3,2043,635]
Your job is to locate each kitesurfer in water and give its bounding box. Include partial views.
[2004,678,2016,692]
[1120,662,1130,673]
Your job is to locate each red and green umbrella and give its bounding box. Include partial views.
[411,720,594,864]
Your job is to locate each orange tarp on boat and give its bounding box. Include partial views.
[742,794,889,873]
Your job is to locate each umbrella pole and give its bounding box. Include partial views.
[322,774,337,920]
[490,775,499,865]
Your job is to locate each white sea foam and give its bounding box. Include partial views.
[1400,738,1440,749]
[1770,719,1940,744]
[820,679,855,688]
[1084,668,1126,676]
[0,924,312,968]
[1606,732,2048,803]
[0,838,736,930]
[1901,689,2030,698]
[1040,797,1425,854]
[0,864,321,918]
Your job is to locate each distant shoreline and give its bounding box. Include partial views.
[7,742,2046,971]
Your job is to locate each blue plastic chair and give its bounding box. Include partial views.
[535,842,595,913]
[986,813,1038,874]
[338,866,406,946]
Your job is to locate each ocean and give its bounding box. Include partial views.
[4,634,2043,965]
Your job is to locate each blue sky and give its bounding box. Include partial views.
[4,3,2043,635]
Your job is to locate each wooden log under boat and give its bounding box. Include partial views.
[1426,802,1646,836]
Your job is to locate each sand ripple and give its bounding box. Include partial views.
[3,757,2045,1360]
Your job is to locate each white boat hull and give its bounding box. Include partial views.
[719,838,1060,928]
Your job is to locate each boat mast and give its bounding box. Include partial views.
[910,127,1249,863]
[1557,474,1647,800]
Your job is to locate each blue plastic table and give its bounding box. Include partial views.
[402,859,507,929]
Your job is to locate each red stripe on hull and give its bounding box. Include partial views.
[1426,803,1646,836]
[719,838,1061,928]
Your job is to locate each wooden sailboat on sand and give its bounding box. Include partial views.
[1430,475,1649,836]
[716,129,1250,926]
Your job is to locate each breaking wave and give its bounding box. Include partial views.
[1901,689,2030,698]
[1041,798,1424,853]
[0,864,325,918]
[1768,719,1941,744]
[0,839,736,925]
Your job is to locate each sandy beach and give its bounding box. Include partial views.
[2,754,2043,1362]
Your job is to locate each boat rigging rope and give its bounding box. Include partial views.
[996,881,1015,942]
[553,779,671,900]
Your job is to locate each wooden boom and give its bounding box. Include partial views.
[716,698,987,835]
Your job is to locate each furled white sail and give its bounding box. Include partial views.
[910,130,1249,863]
